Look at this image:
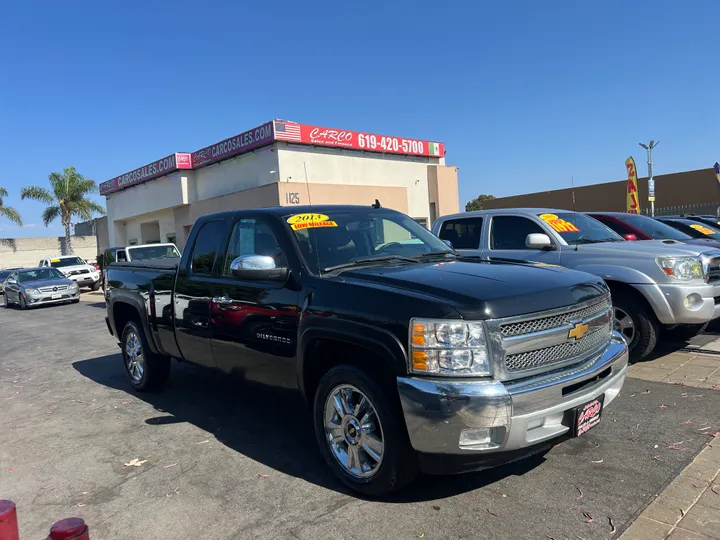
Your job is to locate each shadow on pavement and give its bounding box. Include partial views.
[83,301,106,309]
[72,353,547,502]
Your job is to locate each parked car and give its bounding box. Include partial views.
[3,267,79,309]
[674,214,720,229]
[655,217,720,242]
[433,209,720,359]
[588,212,720,249]
[105,204,628,496]
[38,255,101,291]
[0,269,12,295]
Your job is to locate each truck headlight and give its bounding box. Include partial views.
[410,319,491,376]
[657,256,704,280]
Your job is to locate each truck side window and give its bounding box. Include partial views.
[222,219,287,276]
[490,216,546,250]
[439,218,483,249]
[189,220,226,275]
[117,251,127,262]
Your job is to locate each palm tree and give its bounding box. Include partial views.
[21,167,105,255]
[0,186,23,226]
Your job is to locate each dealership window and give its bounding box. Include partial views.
[490,216,546,250]
[167,234,177,244]
[439,218,483,249]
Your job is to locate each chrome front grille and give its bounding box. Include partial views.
[69,269,90,275]
[708,257,720,283]
[39,285,69,292]
[505,324,611,371]
[489,294,613,380]
[500,298,610,337]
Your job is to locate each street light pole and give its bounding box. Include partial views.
[639,140,659,216]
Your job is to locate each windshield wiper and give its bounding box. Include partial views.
[323,255,421,273]
[415,250,457,259]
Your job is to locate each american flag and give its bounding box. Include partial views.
[274,121,302,141]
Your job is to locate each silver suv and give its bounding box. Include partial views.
[432,208,720,359]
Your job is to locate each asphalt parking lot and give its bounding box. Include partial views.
[1,293,719,539]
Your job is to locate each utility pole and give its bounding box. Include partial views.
[639,140,659,216]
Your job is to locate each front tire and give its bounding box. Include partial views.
[3,293,12,308]
[613,294,659,360]
[90,282,101,291]
[19,294,27,310]
[313,365,418,497]
[120,321,170,392]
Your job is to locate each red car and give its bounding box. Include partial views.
[588,212,720,250]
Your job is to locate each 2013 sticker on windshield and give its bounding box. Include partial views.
[538,213,580,233]
[287,213,338,231]
[690,223,715,235]
[50,258,61,263]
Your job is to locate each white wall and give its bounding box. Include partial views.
[106,171,189,222]
[112,208,177,246]
[277,145,439,222]
[0,237,98,268]
[194,146,279,201]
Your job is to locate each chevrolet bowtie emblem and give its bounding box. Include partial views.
[568,322,589,340]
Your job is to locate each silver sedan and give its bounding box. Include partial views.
[3,267,80,309]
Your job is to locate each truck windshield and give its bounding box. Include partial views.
[50,257,86,268]
[537,212,624,245]
[662,219,720,240]
[127,245,180,260]
[285,210,453,274]
[620,214,691,241]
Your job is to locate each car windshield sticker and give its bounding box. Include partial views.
[287,213,338,231]
[539,213,580,233]
[50,258,60,263]
[690,223,715,235]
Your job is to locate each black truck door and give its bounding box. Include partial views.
[174,219,228,369]
[210,216,301,390]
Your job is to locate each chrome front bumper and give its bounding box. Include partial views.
[25,291,80,306]
[637,282,720,325]
[396,333,628,464]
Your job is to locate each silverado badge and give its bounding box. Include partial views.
[568,322,589,340]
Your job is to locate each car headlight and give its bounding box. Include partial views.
[24,288,40,295]
[70,282,79,289]
[410,318,491,376]
[657,256,704,280]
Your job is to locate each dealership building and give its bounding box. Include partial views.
[101,120,459,249]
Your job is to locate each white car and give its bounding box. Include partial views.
[38,255,101,291]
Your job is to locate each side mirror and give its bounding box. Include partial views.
[526,233,554,250]
[230,255,289,281]
[6,279,16,285]
[623,234,638,241]
[442,239,453,249]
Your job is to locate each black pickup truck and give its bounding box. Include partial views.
[105,204,629,496]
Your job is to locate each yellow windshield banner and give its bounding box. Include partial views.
[50,258,61,263]
[287,213,329,224]
[690,223,715,235]
[539,213,580,233]
[287,213,337,230]
[625,157,639,214]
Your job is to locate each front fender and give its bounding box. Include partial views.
[572,264,657,286]
[297,316,408,400]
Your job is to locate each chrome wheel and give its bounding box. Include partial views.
[125,330,144,383]
[613,307,635,344]
[324,384,384,479]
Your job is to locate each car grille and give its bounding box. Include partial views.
[707,257,720,283]
[505,324,611,371]
[494,295,613,377]
[499,296,611,337]
[68,269,90,276]
[39,285,69,292]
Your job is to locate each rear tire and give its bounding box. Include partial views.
[120,320,170,392]
[613,294,659,360]
[313,364,418,497]
[663,322,708,343]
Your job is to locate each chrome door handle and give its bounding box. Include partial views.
[212,296,233,305]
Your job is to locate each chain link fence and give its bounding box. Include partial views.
[641,202,720,217]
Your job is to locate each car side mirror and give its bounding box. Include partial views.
[6,279,16,285]
[230,255,289,282]
[623,234,638,241]
[526,233,554,250]
[442,239,453,249]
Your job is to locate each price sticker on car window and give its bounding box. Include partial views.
[690,223,715,235]
[50,258,60,263]
[539,213,580,233]
[287,213,338,231]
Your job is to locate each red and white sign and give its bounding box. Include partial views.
[100,153,192,195]
[192,122,275,168]
[274,120,445,158]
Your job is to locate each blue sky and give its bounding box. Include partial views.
[1,0,718,238]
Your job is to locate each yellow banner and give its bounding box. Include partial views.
[625,157,639,214]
